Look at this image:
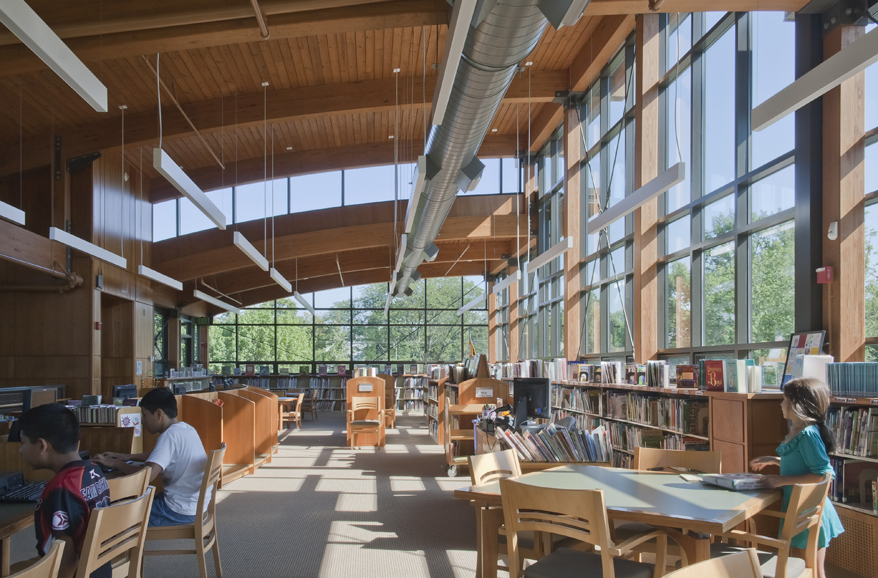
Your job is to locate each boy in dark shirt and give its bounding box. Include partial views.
[17,404,111,578]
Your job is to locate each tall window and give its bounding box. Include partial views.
[657,12,795,364]
[207,277,489,372]
[579,39,636,362]
[494,284,510,361]
[866,22,878,361]
[153,308,170,377]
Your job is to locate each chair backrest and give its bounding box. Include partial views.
[468,449,522,485]
[292,393,304,412]
[194,443,227,540]
[351,396,380,417]
[773,473,831,576]
[499,478,614,577]
[76,487,155,578]
[663,549,763,578]
[9,540,65,578]
[106,468,150,504]
[633,447,722,474]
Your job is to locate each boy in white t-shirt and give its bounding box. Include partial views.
[95,388,209,526]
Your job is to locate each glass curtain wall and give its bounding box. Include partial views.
[657,11,796,370]
[207,277,488,372]
[494,285,510,361]
[579,39,637,364]
[866,22,878,360]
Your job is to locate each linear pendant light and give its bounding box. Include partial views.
[457,291,487,316]
[0,0,107,112]
[233,231,268,271]
[49,227,126,269]
[492,270,521,294]
[153,149,226,230]
[587,162,686,233]
[193,289,241,315]
[431,0,477,126]
[0,201,25,226]
[138,265,182,291]
[404,155,439,234]
[293,291,316,316]
[527,236,573,275]
[752,26,878,132]
[269,268,291,293]
[384,292,393,316]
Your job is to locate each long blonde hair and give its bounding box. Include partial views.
[783,378,835,453]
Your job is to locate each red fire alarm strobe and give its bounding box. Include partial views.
[95,322,102,330]
[816,267,833,284]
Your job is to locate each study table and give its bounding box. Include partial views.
[0,503,34,577]
[453,465,781,578]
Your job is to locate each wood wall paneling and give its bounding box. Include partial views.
[564,107,582,359]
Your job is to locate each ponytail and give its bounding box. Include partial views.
[785,378,835,454]
[815,421,836,455]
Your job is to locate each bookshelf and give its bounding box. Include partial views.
[426,377,449,444]
[444,377,511,477]
[824,395,878,578]
[395,375,428,414]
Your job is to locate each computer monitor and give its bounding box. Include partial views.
[513,378,551,430]
[172,384,188,395]
[112,384,138,400]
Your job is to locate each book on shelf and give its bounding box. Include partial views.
[579,364,593,383]
[625,364,637,385]
[495,423,611,464]
[601,362,622,385]
[383,365,391,375]
[278,366,290,375]
[259,365,270,376]
[646,360,669,388]
[221,366,231,376]
[337,365,347,376]
[245,364,255,376]
[701,473,772,491]
[703,360,727,392]
[829,457,878,505]
[593,365,602,384]
[729,359,754,393]
[828,406,878,457]
[675,365,698,389]
[795,354,833,383]
[748,366,763,393]
[318,364,327,376]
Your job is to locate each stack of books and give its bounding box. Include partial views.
[495,424,612,463]
[826,362,878,397]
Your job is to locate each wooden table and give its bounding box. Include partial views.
[453,465,781,578]
[0,503,35,577]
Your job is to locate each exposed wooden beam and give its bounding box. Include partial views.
[1,71,562,178]
[149,134,519,202]
[0,1,448,79]
[582,0,808,14]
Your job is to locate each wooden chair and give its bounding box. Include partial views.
[633,448,722,474]
[709,474,832,578]
[663,549,763,578]
[499,477,667,578]
[301,389,318,421]
[347,396,384,449]
[614,447,724,564]
[8,541,65,578]
[144,443,227,578]
[75,487,154,578]
[280,393,304,430]
[107,468,151,503]
[384,383,396,429]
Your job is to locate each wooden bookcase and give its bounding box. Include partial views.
[426,376,449,444]
[394,374,428,415]
[443,377,511,476]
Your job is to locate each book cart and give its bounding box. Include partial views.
[823,394,878,578]
[444,376,510,477]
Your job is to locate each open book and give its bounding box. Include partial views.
[700,473,772,491]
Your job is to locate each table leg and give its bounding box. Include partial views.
[480,507,504,578]
[1,536,10,577]
[666,529,711,565]
[474,506,483,578]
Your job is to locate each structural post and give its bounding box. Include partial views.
[564,106,582,359]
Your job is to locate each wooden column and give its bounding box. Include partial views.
[633,14,661,364]
[564,106,582,359]
[488,281,497,363]
[509,264,520,362]
[822,26,866,362]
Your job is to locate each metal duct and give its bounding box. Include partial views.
[393,0,551,296]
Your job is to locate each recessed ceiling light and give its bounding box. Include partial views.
[392,68,400,73]
[286,146,292,151]
[261,81,269,87]
[491,128,497,132]
[525,61,533,66]
[388,135,394,139]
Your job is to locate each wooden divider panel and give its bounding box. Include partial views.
[80,427,136,456]
[345,376,385,447]
[244,387,279,452]
[217,391,256,483]
[181,394,224,455]
[0,436,53,481]
[234,389,273,462]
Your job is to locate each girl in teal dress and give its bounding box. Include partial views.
[751,378,844,578]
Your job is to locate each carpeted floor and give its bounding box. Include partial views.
[10,413,479,578]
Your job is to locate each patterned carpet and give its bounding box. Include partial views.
[10,414,480,578]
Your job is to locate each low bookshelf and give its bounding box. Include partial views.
[395,374,428,415]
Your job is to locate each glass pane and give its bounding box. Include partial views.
[315,309,351,324]
[750,165,794,222]
[276,326,313,361]
[703,194,735,239]
[867,38,877,131]
[464,309,488,325]
[467,325,489,357]
[665,13,692,72]
[587,86,601,149]
[704,29,736,192]
[705,12,726,33]
[865,203,878,338]
[344,165,395,205]
[608,281,627,352]
[234,179,287,223]
[582,258,598,288]
[314,325,350,361]
[666,216,691,254]
[208,325,235,363]
[352,283,387,309]
[352,325,388,361]
[606,128,626,243]
[314,287,350,309]
[179,188,231,235]
[471,158,501,195]
[353,309,386,324]
[608,60,627,128]
[867,142,878,194]
[391,325,424,361]
[428,278,464,309]
[666,67,692,212]
[237,325,275,361]
[429,310,459,325]
[502,158,521,193]
[213,312,236,325]
[868,345,878,363]
[237,307,274,324]
[392,278,425,308]
[704,241,735,345]
[584,289,600,354]
[152,200,176,241]
[290,171,341,212]
[277,304,311,324]
[667,257,691,348]
[752,12,795,168]
[426,325,462,362]
[390,309,425,325]
[751,220,795,342]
